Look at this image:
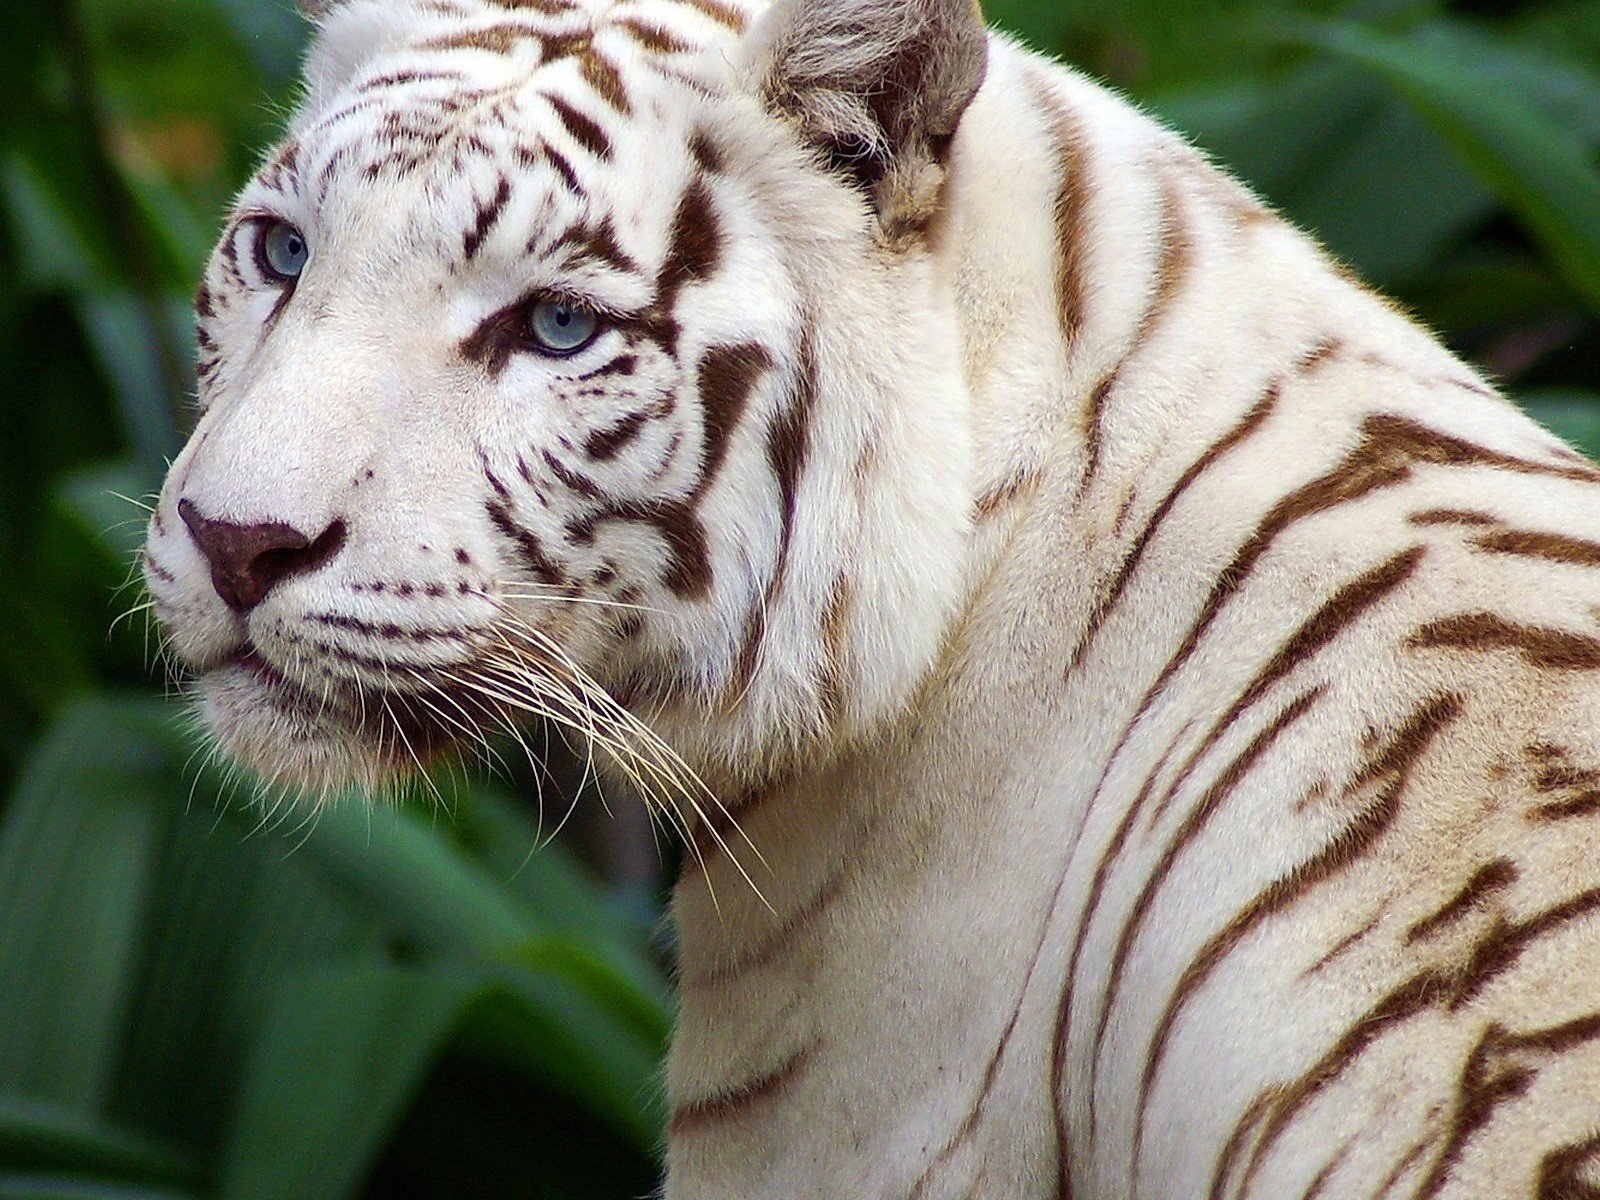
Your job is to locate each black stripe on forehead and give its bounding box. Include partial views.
[543,93,612,160]
[550,215,641,276]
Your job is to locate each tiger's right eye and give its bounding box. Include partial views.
[257,220,309,282]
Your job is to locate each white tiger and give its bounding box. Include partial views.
[142,0,1600,1195]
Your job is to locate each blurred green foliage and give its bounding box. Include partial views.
[0,0,1597,1196]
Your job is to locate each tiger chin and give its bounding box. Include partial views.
[144,0,1600,1196]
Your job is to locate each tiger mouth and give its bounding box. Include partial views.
[200,642,509,792]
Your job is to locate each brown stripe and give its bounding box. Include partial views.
[669,1040,816,1135]
[464,176,511,259]
[815,574,852,723]
[1405,858,1518,944]
[1531,789,1600,822]
[1450,886,1600,1011]
[1080,170,1192,489]
[658,177,722,306]
[618,16,694,54]
[1090,688,1325,1077]
[419,24,534,53]
[682,863,850,989]
[1144,694,1463,1176]
[555,216,640,275]
[1371,1130,1439,1199]
[1103,408,1595,810]
[544,93,611,159]
[1221,970,1454,1200]
[675,0,747,29]
[542,450,605,499]
[584,409,651,461]
[1027,68,1093,345]
[1145,544,1426,831]
[1539,1132,1600,1199]
[1299,1143,1350,1200]
[543,144,582,193]
[975,470,1042,519]
[693,343,772,499]
[486,499,566,587]
[1413,1027,1537,1199]
[732,334,817,695]
[1471,527,1600,567]
[1063,341,1332,680]
[1410,612,1600,671]
[579,49,630,113]
[1299,909,1383,978]
[1409,507,1499,527]
[567,499,709,598]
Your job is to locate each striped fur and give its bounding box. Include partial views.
[144,0,1600,1196]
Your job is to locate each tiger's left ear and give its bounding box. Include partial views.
[748,0,989,238]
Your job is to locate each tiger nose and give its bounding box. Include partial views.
[177,498,348,612]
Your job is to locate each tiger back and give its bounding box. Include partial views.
[141,0,1600,1195]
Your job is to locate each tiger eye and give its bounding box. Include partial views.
[259,220,309,282]
[527,297,601,356]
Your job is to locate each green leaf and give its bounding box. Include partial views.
[1262,17,1600,315]
[0,701,169,1112]
[0,1096,197,1189]
[217,963,482,1200]
[1518,388,1600,462]
[0,1178,197,1200]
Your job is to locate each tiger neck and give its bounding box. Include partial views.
[667,45,1315,969]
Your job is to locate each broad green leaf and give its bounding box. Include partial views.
[0,1096,196,1189]
[1262,17,1600,315]
[0,701,168,1112]
[218,964,482,1200]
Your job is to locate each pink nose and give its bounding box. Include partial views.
[178,499,347,612]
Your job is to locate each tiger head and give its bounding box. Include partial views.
[143,0,990,799]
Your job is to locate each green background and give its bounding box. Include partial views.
[1,0,1598,1196]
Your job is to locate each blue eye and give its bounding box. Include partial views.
[527,297,601,355]
[259,220,309,281]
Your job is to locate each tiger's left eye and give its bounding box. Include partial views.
[527,297,601,356]
[258,220,309,281]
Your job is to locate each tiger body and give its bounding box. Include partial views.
[140,0,1600,1195]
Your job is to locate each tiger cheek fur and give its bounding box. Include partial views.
[143,0,1600,1198]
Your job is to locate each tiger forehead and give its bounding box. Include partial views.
[272,0,744,211]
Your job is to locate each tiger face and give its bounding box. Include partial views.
[142,0,988,796]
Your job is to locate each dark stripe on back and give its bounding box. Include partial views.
[1410,613,1600,671]
[1470,527,1600,567]
[1144,544,1425,830]
[1090,687,1325,1085]
[1140,694,1462,1180]
[618,17,694,54]
[1404,858,1518,944]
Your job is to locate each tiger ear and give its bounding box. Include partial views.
[748,0,989,236]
